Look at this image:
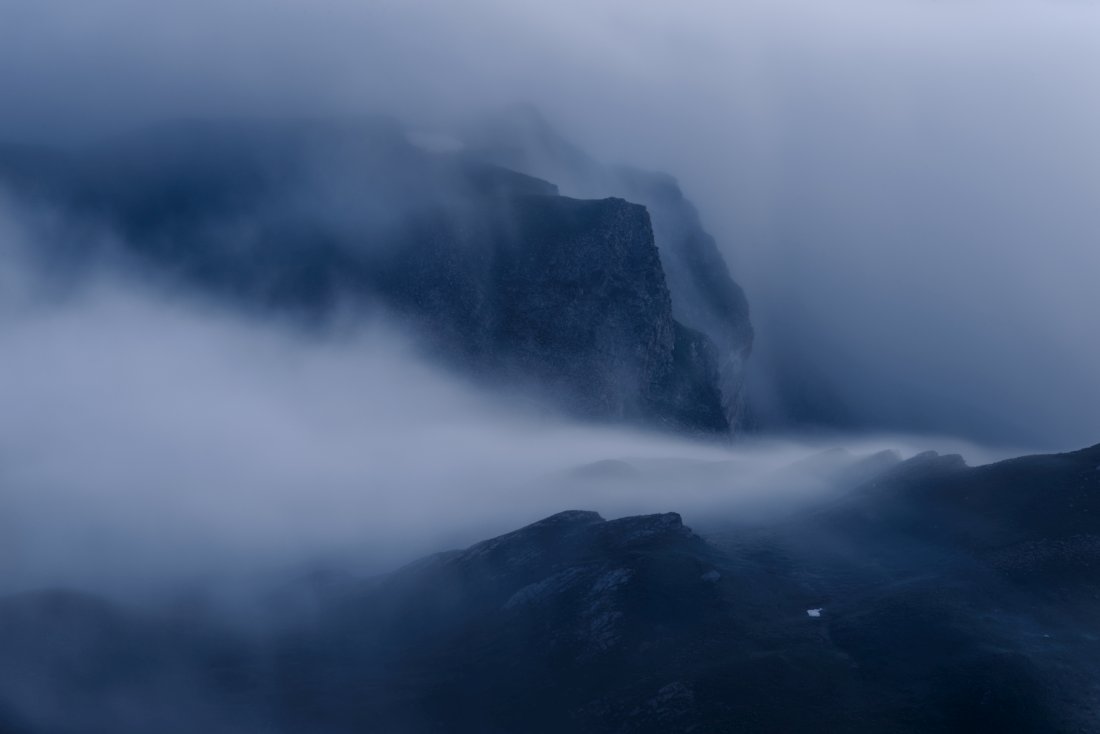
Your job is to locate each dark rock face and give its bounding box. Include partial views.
[0,117,731,433]
[382,193,725,430]
[2,444,1097,732]
[464,107,754,428]
[611,166,754,425]
[742,442,1100,733]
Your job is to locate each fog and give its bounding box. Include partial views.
[3,8,1100,734]
[4,0,1098,448]
[0,194,1007,603]
[1,0,1099,600]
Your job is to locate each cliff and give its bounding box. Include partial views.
[464,106,754,427]
[0,117,733,434]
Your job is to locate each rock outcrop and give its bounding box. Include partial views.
[464,106,754,427]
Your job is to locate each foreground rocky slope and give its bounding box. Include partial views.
[0,116,746,434]
[2,443,1098,732]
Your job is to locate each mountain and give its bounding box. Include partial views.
[0,116,743,434]
[464,106,754,427]
[2,442,1097,732]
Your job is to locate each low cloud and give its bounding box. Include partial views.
[0,198,1006,604]
[0,0,1098,603]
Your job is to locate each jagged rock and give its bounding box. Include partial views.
[464,106,754,428]
[4,439,1100,734]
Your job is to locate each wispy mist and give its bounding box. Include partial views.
[0,195,1009,602]
[1,0,1098,604]
[5,0,1097,447]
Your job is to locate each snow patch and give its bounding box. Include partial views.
[807,608,823,618]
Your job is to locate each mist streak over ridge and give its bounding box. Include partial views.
[0,194,1013,602]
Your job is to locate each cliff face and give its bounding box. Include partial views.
[372,192,727,431]
[0,118,730,434]
[610,167,754,425]
[464,107,754,428]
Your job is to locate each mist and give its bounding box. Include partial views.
[2,6,1100,730]
[3,0,1098,450]
[0,192,1010,606]
[0,0,1097,590]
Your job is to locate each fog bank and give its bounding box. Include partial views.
[1,1,1098,602]
[0,198,1010,602]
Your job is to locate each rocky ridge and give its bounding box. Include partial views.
[3,443,1099,732]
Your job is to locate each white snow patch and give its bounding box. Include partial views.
[807,608,823,618]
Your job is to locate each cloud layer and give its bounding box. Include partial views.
[1,0,1098,600]
[6,0,1097,447]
